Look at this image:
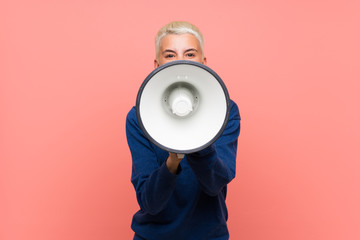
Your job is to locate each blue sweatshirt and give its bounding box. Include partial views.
[126,100,241,240]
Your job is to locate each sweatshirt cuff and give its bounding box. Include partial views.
[186,144,217,168]
[188,144,216,158]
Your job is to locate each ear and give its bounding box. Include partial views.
[154,59,160,68]
[202,56,207,65]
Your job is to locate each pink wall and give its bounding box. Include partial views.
[1,0,359,239]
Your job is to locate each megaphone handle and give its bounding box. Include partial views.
[177,153,185,159]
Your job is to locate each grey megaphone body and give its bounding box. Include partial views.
[136,60,230,154]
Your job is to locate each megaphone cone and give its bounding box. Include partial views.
[136,60,230,154]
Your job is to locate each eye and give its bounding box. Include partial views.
[165,54,175,58]
[186,52,196,58]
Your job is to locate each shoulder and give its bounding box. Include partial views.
[229,99,241,121]
[126,106,140,132]
[126,106,137,123]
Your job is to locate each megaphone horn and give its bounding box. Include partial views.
[136,60,230,154]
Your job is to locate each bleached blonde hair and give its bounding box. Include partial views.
[155,21,205,60]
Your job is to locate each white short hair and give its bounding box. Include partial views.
[155,21,204,60]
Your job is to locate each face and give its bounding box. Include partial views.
[154,33,207,67]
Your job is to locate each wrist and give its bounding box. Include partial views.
[166,153,183,175]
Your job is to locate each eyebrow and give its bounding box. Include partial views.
[162,48,198,55]
[162,49,176,55]
[184,48,198,53]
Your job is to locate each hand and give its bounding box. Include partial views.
[166,152,184,174]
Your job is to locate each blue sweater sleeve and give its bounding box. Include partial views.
[126,108,180,215]
[186,100,241,196]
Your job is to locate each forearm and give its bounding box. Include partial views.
[187,143,237,196]
[134,161,179,215]
[127,108,180,215]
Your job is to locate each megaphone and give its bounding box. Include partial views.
[136,60,230,154]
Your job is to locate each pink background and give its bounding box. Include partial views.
[1,0,359,239]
